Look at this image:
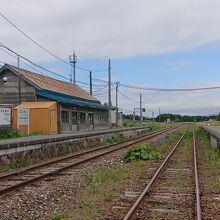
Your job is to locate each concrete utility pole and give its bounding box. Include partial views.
[133,108,136,124]
[17,55,21,104]
[108,59,112,128]
[69,51,77,85]
[116,82,119,127]
[89,71,92,95]
[159,107,161,122]
[108,59,111,106]
[140,94,143,123]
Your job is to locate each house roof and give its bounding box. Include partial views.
[2,64,99,103]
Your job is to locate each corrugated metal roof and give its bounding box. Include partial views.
[14,101,56,109]
[5,64,99,103]
[36,89,110,111]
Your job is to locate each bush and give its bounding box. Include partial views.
[0,127,24,139]
[124,144,162,162]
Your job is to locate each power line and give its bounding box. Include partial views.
[119,83,220,92]
[76,65,108,72]
[0,42,69,80]
[0,12,108,73]
[118,90,139,103]
[0,46,47,75]
[0,12,70,66]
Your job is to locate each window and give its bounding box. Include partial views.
[88,113,94,124]
[61,110,69,123]
[72,111,78,124]
[80,112,86,123]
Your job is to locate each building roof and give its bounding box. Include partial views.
[35,89,110,110]
[14,102,56,109]
[2,64,99,103]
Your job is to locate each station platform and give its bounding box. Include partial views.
[202,126,220,149]
[0,126,150,152]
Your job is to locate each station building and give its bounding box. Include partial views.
[0,64,110,134]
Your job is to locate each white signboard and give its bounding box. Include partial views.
[18,108,29,125]
[17,107,30,134]
[0,107,11,125]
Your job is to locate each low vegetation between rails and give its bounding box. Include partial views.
[51,129,183,220]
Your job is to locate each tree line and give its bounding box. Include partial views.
[123,113,220,122]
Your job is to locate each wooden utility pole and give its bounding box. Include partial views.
[89,71,92,95]
[17,55,21,104]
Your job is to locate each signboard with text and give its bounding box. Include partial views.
[18,108,29,125]
[0,107,11,125]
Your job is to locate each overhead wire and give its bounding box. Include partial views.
[0,12,108,73]
[118,90,139,103]
[0,42,70,81]
[0,12,70,66]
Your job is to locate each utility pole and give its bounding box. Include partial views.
[116,82,119,127]
[140,94,143,123]
[69,51,77,84]
[108,59,112,129]
[17,55,21,104]
[152,111,154,122]
[159,107,161,122]
[108,59,111,106]
[89,71,92,95]
[133,108,136,125]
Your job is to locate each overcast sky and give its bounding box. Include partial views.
[1,0,220,116]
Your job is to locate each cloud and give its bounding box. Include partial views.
[163,60,192,70]
[95,80,220,116]
[1,0,220,61]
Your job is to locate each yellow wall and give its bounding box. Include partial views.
[12,103,58,135]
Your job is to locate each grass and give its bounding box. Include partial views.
[66,166,131,219]
[0,130,42,140]
[105,133,129,145]
[51,212,68,220]
[0,157,45,173]
[196,127,220,192]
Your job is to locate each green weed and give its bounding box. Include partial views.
[124,144,162,162]
[51,212,68,220]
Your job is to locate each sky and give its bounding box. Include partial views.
[1,0,220,116]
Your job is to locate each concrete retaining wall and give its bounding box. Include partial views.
[0,127,150,165]
[202,126,220,149]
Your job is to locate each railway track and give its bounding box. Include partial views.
[0,127,175,196]
[117,128,202,220]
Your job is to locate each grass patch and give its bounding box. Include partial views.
[51,212,68,220]
[105,134,129,145]
[124,144,162,162]
[196,127,220,192]
[89,167,130,192]
[0,130,42,140]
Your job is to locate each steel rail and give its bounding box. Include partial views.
[193,129,202,220]
[0,127,176,196]
[123,131,186,220]
[0,127,175,181]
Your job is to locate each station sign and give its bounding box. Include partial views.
[0,107,11,125]
[18,108,29,125]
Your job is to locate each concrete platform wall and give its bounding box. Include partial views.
[0,127,150,164]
